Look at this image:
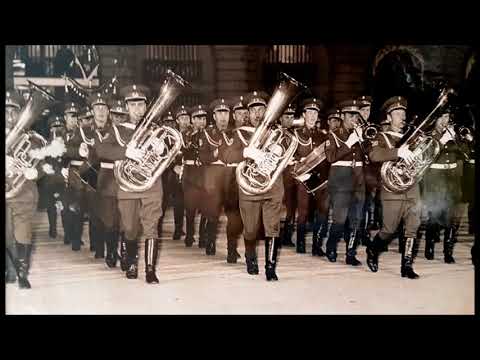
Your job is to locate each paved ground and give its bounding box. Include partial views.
[5,208,475,315]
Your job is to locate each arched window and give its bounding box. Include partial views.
[143,45,203,108]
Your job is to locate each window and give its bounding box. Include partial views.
[266,45,313,64]
[143,45,203,108]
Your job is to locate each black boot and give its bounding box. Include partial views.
[47,206,57,238]
[15,243,32,289]
[227,236,239,264]
[205,221,217,256]
[282,222,295,247]
[265,237,279,281]
[105,232,118,268]
[443,226,456,264]
[125,241,138,279]
[173,226,183,240]
[62,210,70,244]
[245,253,259,275]
[5,247,17,283]
[401,237,420,279]
[198,215,207,248]
[326,223,343,262]
[145,238,160,284]
[119,234,128,272]
[366,234,381,272]
[398,223,405,253]
[346,228,362,266]
[311,231,325,257]
[424,223,435,260]
[185,211,195,247]
[296,223,306,254]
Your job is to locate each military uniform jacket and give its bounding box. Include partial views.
[95,121,163,199]
[292,127,329,161]
[180,128,204,189]
[421,130,463,202]
[198,125,226,165]
[89,124,118,197]
[325,126,365,192]
[368,129,420,200]
[63,126,97,191]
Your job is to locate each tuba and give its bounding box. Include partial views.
[236,73,307,195]
[114,70,189,192]
[380,88,455,193]
[6,81,56,199]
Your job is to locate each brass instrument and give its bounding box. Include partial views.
[6,81,56,199]
[291,141,330,193]
[236,73,307,195]
[458,126,474,143]
[114,70,189,192]
[380,88,455,193]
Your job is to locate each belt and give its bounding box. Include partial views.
[466,159,475,164]
[430,163,457,169]
[184,160,197,166]
[226,163,239,167]
[70,160,84,166]
[331,161,363,167]
[209,160,225,166]
[100,162,114,169]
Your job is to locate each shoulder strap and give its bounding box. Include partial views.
[380,132,393,149]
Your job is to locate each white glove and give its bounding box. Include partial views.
[125,147,146,162]
[61,168,69,180]
[296,173,311,182]
[173,165,183,176]
[55,201,64,212]
[213,148,219,158]
[345,128,363,148]
[439,128,455,145]
[42,163,54,175]
[243,147,265,162]
[79,142,89,158]
[397,144,415,165]
[24,167,39,180]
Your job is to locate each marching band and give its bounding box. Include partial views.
[4,70,477,289]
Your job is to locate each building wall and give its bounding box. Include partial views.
[5,44,473,107]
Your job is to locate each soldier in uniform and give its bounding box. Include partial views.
[157,111,185,241]
[5,90,54,288]
[365,96,440,278]
[280,103,299,248]
[231,95,249,128]
[356,95,382,246]
[422,107,462,263]
[458,121,476,264]
[62,100,95,252]
[287,98,328,255]
[43,114,68,240]
[197,98,243,262]
[226,90,287,281]
[109,98,128,125]
[82,92,122,266]
[78,107,94,128]
[304,100,331,257]
[182,104,208,248]
[324,99,365,266]
[96,84,164,284]
[311,108,343,250]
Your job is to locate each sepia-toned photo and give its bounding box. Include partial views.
[4,44,477,315]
